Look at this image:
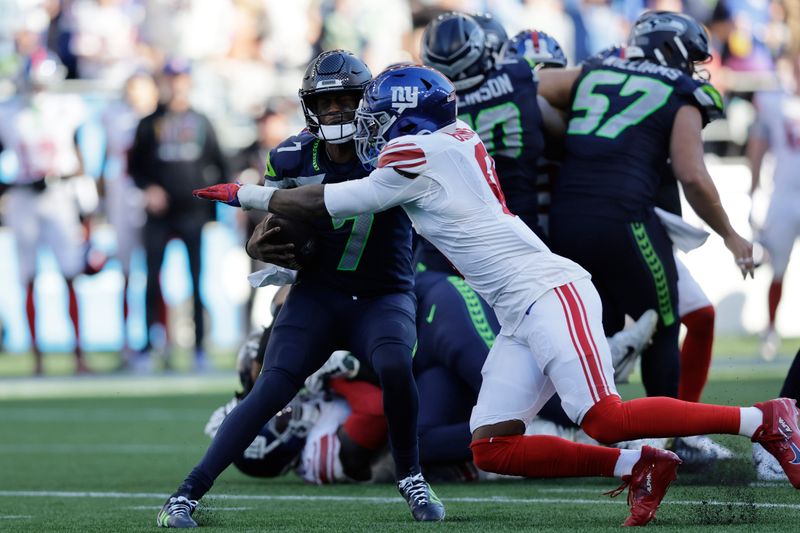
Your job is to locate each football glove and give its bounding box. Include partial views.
[193,183,242,207]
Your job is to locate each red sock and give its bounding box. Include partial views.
[471,434,619,478]
[25,280,37,348]
[581,395,740,444]
[678,305,715,402]
[330,378,387,450]
[66,279,82,359]
[768,280,783,328]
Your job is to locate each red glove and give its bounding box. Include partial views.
[193,183,241,207]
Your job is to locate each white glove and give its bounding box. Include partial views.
[304,350,360,393]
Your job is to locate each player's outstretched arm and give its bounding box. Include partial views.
[193,182,329,218]
[670,105,754,278]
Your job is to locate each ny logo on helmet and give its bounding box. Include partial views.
[391,86,419,113]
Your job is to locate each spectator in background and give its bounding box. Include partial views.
[128,59,228,371]
[68,0,146,87]
[230,102,291,328]
[100,70,159,369]
[0,51,91,375]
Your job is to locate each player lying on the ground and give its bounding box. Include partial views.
[196,60,799,527]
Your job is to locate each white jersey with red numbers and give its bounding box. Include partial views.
[752,90,800,195]
[751,90,800,277]
[0,93,86,182]
[324,121,589,332]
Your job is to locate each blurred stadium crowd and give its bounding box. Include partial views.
[0,0,797,373]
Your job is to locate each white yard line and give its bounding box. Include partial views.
[1,490,797,510]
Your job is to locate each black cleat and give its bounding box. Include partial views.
[156,494,198,528]
[397,473,445,521]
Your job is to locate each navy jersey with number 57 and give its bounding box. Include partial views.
[264,131,414,295]
[456,57,545,232]
[552,53,723,221]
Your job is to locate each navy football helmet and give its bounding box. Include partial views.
[471,13,508,59]
[233,396,316,478]
[354,65,456,167]
[299,50,372,144]
[627,11,711,75]
[502,29,567,69]
[420,12,493,91]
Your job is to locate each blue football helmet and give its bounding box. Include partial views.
[501,29,567,69]
[233,395,316,478]
[354,65,456,167]
[627,11,711,75]
[420,12,493,91]
[470,13,508,59]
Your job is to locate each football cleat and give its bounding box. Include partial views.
[753,442,788,482]
[608,309,658,383]
[752,398,800,488]
[605,446,681,527]
[156,494,198,528]
[670,435,734,467]
[397,473,445,521]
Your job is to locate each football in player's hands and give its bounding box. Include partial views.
[265,214,317,268]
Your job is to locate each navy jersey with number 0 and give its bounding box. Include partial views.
[553,53,723,221]
[264,132,414,295]
[456,57,545,231]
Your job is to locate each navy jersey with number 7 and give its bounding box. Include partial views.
[264,131,414,295]
[552,53,723,222]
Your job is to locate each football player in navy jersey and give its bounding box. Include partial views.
[543,11,753,403]
[420,12,553,238]
[156,50,444,528]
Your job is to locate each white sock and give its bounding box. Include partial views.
[613,449,641,478]
[739,406,764,437]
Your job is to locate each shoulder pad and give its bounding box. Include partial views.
[264,132,319,184]
[378,137,428,174]
[678,78,724,125]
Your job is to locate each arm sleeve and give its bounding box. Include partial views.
[324,167,436,218]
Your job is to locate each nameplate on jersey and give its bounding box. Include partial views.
[457,73,513,107]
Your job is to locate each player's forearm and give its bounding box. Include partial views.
[237,183,328,218]
[269,185,329,218]
[682,177,736,239]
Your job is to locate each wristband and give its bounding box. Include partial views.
[238,184,277,211]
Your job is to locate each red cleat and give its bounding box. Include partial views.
[752,398,800,488]
[605,446,681,527]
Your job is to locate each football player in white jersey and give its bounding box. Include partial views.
[747,55,800,361]
[0,53,90,375]
[196,65,800,526]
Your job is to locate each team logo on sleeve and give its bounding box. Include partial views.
[391,86,419,113]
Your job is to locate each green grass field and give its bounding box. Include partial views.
[1,339,799,531]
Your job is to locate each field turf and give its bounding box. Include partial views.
[1,339,798,531]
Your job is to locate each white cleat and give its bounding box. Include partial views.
[608,309,659,383]
[752,442,788,482]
